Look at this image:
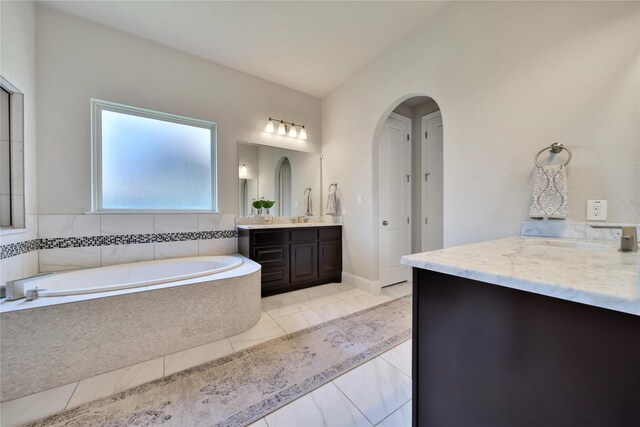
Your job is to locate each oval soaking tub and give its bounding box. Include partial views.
[32,255,244,296]
[0,255,261,403]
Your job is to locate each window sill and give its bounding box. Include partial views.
[85,210,222,215]
[0,227,27,236]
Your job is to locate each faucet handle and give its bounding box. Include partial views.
[620,227,638,252]
[25,287,47,302]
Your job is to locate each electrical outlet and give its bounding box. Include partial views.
[586,200,607,221]
[342,207,347,216]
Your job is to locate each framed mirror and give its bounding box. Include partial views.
[0,76,25,230]
[238,141,321,217]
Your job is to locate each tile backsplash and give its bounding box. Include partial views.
[521,220,640,241]
[0,213,238,284]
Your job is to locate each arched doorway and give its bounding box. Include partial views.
[276,157,292,216]
[375,95,443,288]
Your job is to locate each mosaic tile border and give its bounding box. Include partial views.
[0,230,238,260]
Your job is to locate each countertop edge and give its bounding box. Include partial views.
[236,223,342,229]
[401,241,639,317]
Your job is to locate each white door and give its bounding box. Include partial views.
[421,111,443,251]
[379,113,411,286]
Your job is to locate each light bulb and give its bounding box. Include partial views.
[299,126,307,140]
[288,124,298,138]
[265,119,275,133]
[277,121,286,135]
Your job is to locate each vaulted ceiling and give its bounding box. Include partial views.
[40,1,449,97]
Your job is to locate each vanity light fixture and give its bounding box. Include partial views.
[264,117,308,140]
[277,120,286,135]
[264,119,275,133]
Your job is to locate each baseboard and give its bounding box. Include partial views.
[341,272,381,295]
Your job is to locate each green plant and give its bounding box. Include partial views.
[252,200,264,210]
[262,200,275,210]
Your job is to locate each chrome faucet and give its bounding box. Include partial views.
[4,273,53,301]
[620,226,638,252]
[25,287,46,301]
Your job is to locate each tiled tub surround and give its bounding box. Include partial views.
[521,219,640,242]
[0,214,238,285]
[0,215,39,286]
[0,258,261,404]
[38,213,237,272]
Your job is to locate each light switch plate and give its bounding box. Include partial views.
[356,195,362,205]
[586,200,607,221]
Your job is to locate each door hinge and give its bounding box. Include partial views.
[407,134,410,141]
[424,131,428,139]
[406,174,410,183]
[425,173,430,181]
[425,217,428,224]
[407,217,410,224]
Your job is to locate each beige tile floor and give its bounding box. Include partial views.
[248,281,413,427]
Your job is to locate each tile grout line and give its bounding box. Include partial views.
[373,397,412,426]
[63,381,80,411]
[332,355,412,425]
[331,378,377,426]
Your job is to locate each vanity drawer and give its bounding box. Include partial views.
[252,230,288,246]
[252,245,289,267]
[261,266,289,287]
[290,228,318,242]
[319,226,341,241]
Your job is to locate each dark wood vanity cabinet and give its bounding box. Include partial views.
[238,225,342,296]
[411,269,640,427]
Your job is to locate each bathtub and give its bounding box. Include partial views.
[31,255,245,296]
[1,255,261,403]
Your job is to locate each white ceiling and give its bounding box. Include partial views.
[40,1,449,98]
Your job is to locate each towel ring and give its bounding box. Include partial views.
[328,183,337,193]
[534,143,572,168]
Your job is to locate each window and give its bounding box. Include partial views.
[91,100,217,212]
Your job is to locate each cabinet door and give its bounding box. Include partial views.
[319,240,342,278]
[290,242,318,283]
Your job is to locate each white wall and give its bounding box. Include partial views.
[35,5,322,215]
[0,0,39,284]
[322,1,640,284]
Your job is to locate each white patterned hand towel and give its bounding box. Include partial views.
[326,189,337,215]
[304,188,313,216]
[529,165,568,219]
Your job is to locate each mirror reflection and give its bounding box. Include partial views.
[0,76,25,229]
[238,141,321,217]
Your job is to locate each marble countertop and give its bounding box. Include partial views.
[401,237,639,316]
[236,223,342,229]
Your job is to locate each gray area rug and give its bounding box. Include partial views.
[28,295,412,427]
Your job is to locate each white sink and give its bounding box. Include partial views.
[519,238,615,251]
